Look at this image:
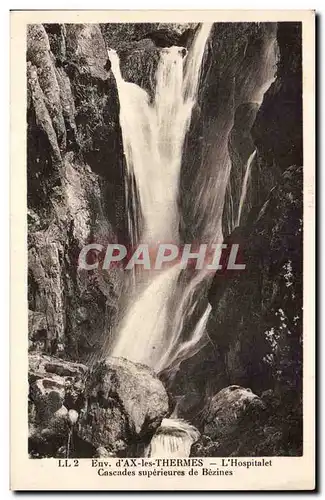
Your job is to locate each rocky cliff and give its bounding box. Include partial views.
[170,22,303,456]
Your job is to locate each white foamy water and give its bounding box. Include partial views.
[108,23,277,376]
[112,265,181,367]
[109,24,213,368]
[145,418,200,457]
[108,23,212,244]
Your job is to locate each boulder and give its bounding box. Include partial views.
[202,385,265,439]
[77,357,169,454]
[28,353,88,457]
[191,386,302,457]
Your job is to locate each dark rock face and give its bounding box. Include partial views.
[200,385,265,439]
[192,387,301,457]
[171,23,303,457]
[77,357,170,455]
[223,22,303,234]
[27,23,124,361]
[191,385,268,456]
[252,22,303,172]
[173,165,302,429]
[180,22,278,243]
[208,165,303,394]
[100,22,195,50]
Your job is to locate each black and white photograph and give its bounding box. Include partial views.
[10,9,315,491]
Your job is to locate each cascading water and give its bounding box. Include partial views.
[105,22,279,458]
[236,149,257,226]
[108,23,213,369]
[108,24,212,245]
[144,419,200,458]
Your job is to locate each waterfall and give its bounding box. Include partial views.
[108,24,213,369]
[103,23,280,459]
[236,149,257,226]
[160,303,212,374]
[106,22,279,377]
[108,23,212,245]
[145,419,200,457]
[156,273,212,373]
[112,265,181,367]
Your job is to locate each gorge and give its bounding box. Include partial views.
[27,21,303,458]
